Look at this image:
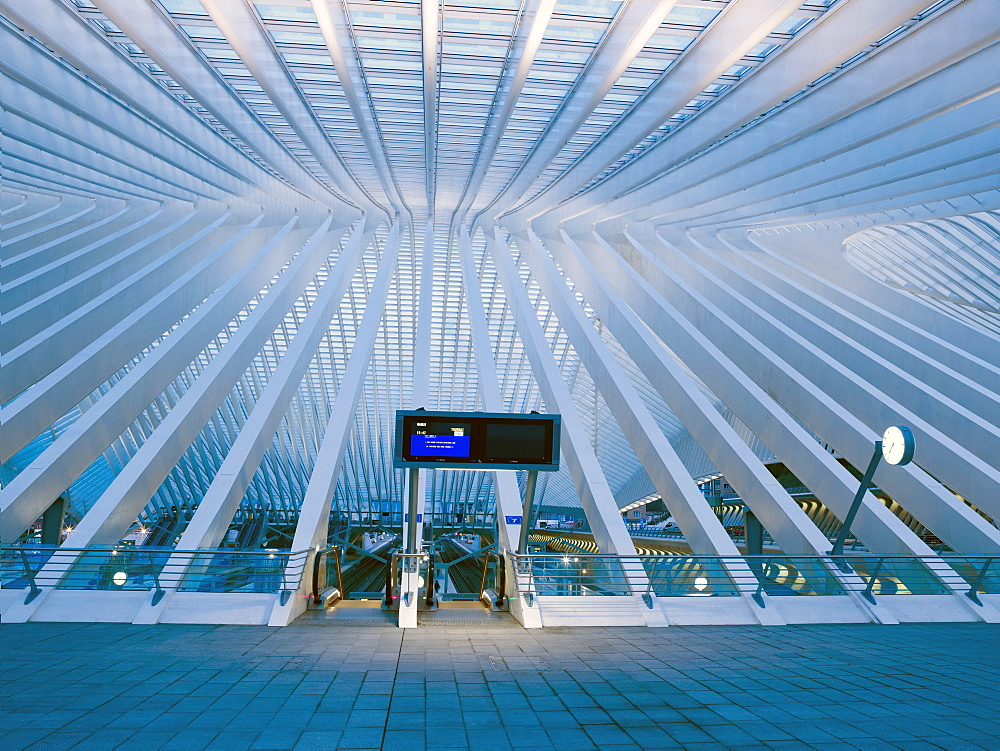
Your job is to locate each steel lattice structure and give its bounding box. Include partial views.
[1,0,998,623]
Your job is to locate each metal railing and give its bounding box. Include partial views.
[508,553,999,606]
[1,545,310,606]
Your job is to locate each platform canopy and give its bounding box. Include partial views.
[2,0,998,559]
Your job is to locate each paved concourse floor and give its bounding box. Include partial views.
[2,620,998,750]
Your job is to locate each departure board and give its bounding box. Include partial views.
[393,410,560,471]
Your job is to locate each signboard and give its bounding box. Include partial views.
[393,410,560,471]
[504,515,523,525]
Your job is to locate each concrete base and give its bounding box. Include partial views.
[659,595,761,625]
[878,594,981,623]
[509,592,543,628]
[767,595,872,624]
[157,592,279,625]
[31,589,150,623]
[535,595,649,627]
[6,584,1000,627]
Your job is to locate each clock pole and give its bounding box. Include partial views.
[830,440,882,561]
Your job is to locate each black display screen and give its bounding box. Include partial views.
[394,411,560,471]
[484,422,548,461]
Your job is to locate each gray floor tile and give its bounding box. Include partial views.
[1,621,997,751]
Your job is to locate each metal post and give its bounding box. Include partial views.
[752,558,772,608]
[479,552,490,600]
[862,557,885,604]
[148,550,166,606]
[966,559,992,606]
[831,441,882,558]
[406,467,420,555]
[517,470,538,555]
[20,549,43,604]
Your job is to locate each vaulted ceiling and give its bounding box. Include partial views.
[2,0,998,554]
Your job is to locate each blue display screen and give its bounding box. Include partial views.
[410,434,471,458]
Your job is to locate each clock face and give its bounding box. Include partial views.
[882,425,915,465]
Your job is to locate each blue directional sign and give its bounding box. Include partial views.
[504,515,523,525]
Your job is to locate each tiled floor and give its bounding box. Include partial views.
[2,619,998,750]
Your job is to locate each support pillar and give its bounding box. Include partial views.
[517,471,538,555]
[399,468,422,628]
[40,497,67,545]
[745,510,764,556]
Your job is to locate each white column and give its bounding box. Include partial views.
[172,221,379,552]
[43,219,342,549]
[0,216,319,542]
[487,229,639,559]
[522,230,785,621]
[457,229,541,627]
[397,218,436,627]
[565,229,994,558]
[3,205,238,403]
[658,228,1000,520]
[616,226,1000,554]
[521,226,835,557]
[520,231,741,556]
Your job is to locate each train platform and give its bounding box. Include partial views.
[2,620,998,751]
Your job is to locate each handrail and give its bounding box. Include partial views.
[478,550,491,601]
[332,548,344,599]
[1,545,311,606]
[384,551,395,608]
[480,550,506,608]
[506,552,999,605]
[425,552,436,608]
[311,546,344,604]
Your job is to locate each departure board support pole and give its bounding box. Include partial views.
[405,467,420,555]
[518,470,539,555]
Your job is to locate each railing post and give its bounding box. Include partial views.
[862,557,885,604]
[148,550,166,606]
[279,552,296,605]
[20,549,43,604]
[752,557,771,608]
[966,559,992,606]
[478,552,490,601]
[642,561,655,609]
